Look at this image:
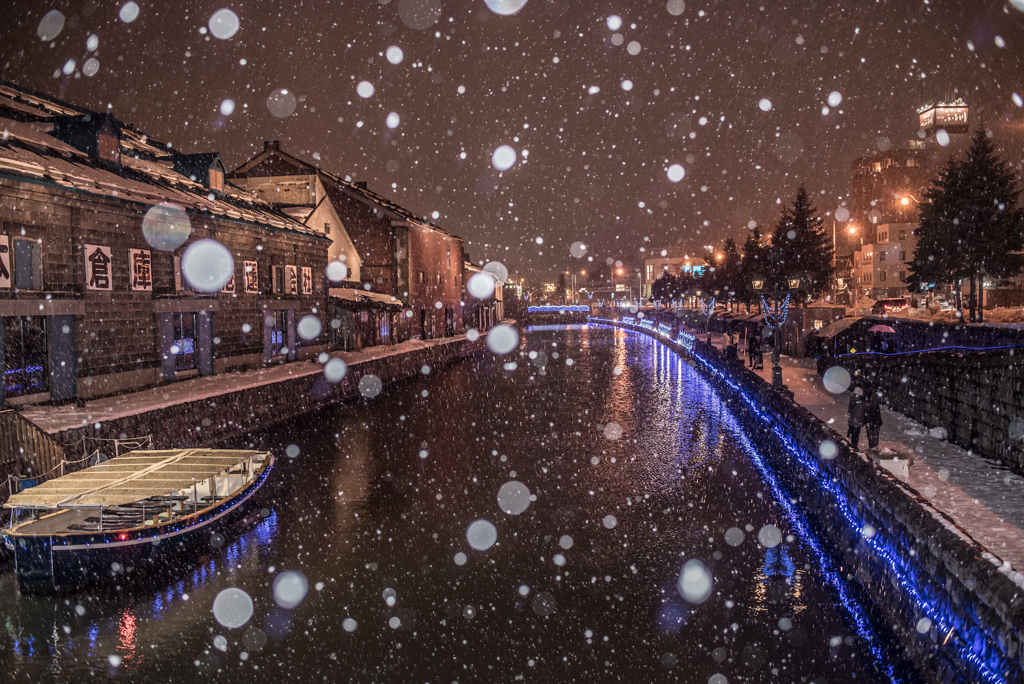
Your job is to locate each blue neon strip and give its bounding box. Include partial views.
[838,341,1024,357]
[5,365,44,376]
[590,316,1010,684]
[527,305,590,312]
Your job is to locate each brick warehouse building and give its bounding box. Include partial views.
[0,81,328,408]
[228,141,466,345]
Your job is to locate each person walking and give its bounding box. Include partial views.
[748,333,761,369]
[864,386,883,450]
[847,386,865,449]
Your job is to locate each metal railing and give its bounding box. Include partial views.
[0,409,66,489]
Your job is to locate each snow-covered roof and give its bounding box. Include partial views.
[328,287,402,308]
[0,81,325,240]
[815,316,862,339]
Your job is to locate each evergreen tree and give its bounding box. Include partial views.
[650,272,676,304]
[717,237,743,309]
[739,225,769,311]
[907,156,969,310]
[960,127,1024,322]
[909,128,1024,322]
[767,187,834,301]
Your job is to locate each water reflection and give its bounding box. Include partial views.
[0,324,919,683]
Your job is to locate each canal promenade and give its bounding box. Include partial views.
[697,329,1024,575]
[17,333,485,455]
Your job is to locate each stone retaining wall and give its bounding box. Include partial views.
[48,337,484,452]
[824,349,1024,473]
[596,317,1024,684]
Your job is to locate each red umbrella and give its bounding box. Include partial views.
[868,324,896,333]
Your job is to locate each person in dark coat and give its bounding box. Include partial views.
[748,334,762,369]
[847,386,865,448]
[864,387,883,449]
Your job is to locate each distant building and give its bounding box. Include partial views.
[228,142,466,344]
[846,99,971,299]
[462,260,503,331]
[643,252,705,299]
[0,81,328,408]
[852,224,919,300]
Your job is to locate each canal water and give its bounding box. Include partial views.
[0,324,919,683]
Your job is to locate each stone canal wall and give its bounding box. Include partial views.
[594,317,1024,684]
[823,348,1024,473]
[46,337,484,453]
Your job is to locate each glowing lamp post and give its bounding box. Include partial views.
[752,275,799,390]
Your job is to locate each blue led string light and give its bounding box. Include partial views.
[589,317,1012,684]
[527,305,591,313]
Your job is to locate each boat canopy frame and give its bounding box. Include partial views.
[4,449,268,510]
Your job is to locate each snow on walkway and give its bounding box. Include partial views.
[20,335,474,437]
[696,328,1024,573]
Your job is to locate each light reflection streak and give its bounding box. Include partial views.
[117,610,139,666]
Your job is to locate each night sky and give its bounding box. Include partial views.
[3,0,1024,279]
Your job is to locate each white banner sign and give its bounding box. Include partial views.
[222,259,235,293]
[244,261,258,293]
[0,235,9,289]
[85,244,112,291]
[286,265,298,294]
[301,266,313,294]
[129,249,152,291]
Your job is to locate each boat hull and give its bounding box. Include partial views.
[6,456,273,593]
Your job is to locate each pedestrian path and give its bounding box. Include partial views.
[19,335,472,437]
[693,328,1024,572]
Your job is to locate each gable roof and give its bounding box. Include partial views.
[228,141,461,241]
[228,141,317,178]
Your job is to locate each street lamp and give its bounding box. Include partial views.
[752,275,799,390]
[699,294,716,344]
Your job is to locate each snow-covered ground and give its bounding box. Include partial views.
[847,298,1024,325]
[694,327,1024,574]
[20,334,477,436]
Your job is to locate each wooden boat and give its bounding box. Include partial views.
[2,448,273,593]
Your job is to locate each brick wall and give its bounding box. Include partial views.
[322,183,396,297]
[0,177,329,402]
[406,223,464,338]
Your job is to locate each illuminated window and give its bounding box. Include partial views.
[3,316,48,397]
[171,312,197,371]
